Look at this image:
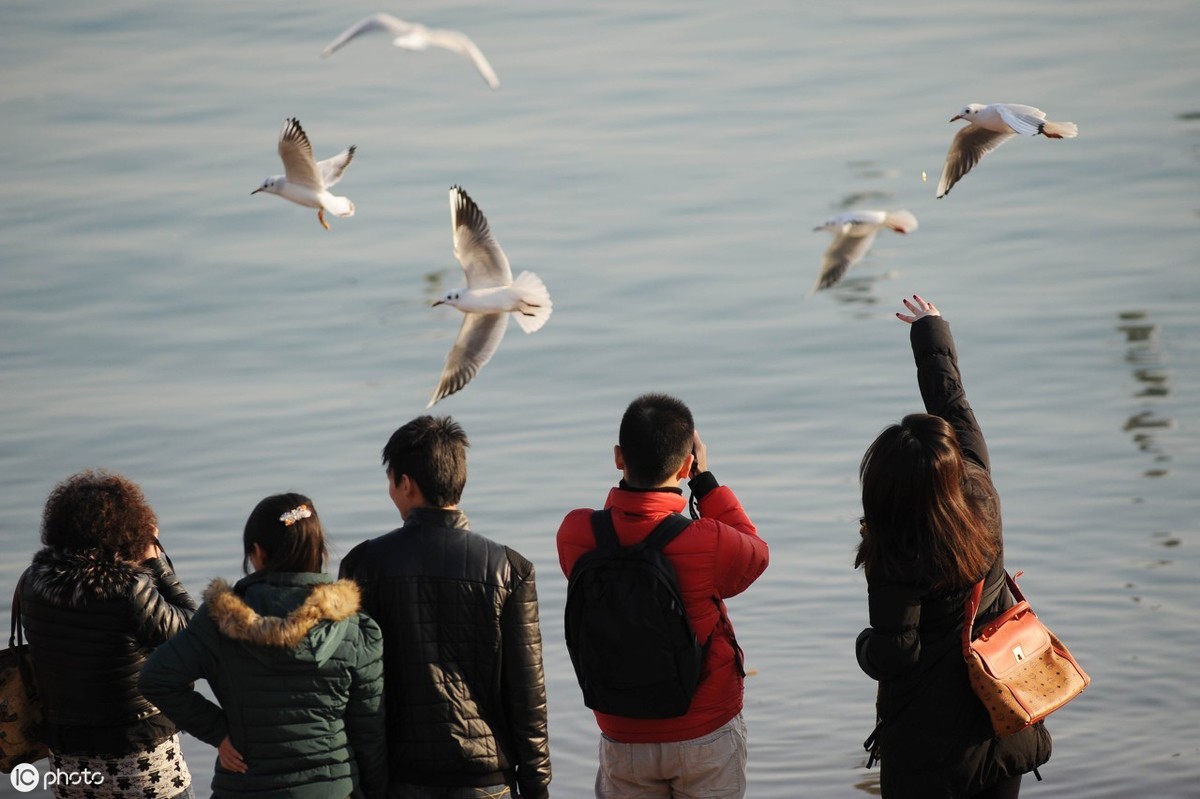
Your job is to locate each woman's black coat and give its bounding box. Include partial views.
[21,547,195,755]
[856,316,1052,797]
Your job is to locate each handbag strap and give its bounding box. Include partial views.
[962,569,1024,658]
[10,573,25,649]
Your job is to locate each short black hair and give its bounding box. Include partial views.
[382,415,469,507]
[618,393,695,487]
[243,493,329,575]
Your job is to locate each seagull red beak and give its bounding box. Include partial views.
[432,300,444,307]
[949,114,964,122]
[251,188,263,195]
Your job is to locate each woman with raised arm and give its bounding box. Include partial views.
[855,296,1052,798]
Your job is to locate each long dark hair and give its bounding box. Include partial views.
[855,414,998,590]
[243,493,329,575]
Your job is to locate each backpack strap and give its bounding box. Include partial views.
[643,513,693,551]
[589,509,620,552]
[589,509,693,553]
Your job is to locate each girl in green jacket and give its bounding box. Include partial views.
[141,493,387,799]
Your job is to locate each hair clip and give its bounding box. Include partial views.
[279,504,313,526]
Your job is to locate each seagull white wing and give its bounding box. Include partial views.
[423,27,501,88]
[319,146,356,188]
[320,13,415,57]
[278,118,324,190]
[996,104,1048,136]
[427,313,508,406]
[821,210,886,229]
[936,125,1015,198]
[450,186,512,289]
[811,227,880,292]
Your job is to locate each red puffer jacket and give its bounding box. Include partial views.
[557,476,768,743]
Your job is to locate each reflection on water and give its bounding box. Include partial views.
[423,269,451,301]
[836,190,895,209]
[1116,311,1173,475]
[828,270,900,309]
[852,771,881,796]
[847,160,901,181]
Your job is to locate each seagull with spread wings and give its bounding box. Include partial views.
[937,103,1077,199]
[426,186,551,407]
[251,118,356,230]
[810,210,918,293]
[321,13,500,90]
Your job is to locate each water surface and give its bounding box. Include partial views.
[2,2,1198,796]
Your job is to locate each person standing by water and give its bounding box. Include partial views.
[556,393,769,799]
[20,470,197,799]
[338,415,552,799]
[140,493,386,799]
[856,296,1052,798]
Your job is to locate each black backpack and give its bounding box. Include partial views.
[564,509,703,718]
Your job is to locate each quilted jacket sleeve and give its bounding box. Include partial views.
[346,615,388,799]
[856,579,925,680]
[138,605,228,747]
[692,475,769,599]
[911,316,990,473]
[500,552,551,799]
[130,555,197,647]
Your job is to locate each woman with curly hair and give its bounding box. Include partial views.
[20,470,197,799]
[855,296,1051,798]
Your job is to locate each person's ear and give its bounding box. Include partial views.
[675,453,695,480]
[614,445,625,471]
[250,543,268,571]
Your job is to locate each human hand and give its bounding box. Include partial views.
[218,736,247,773]
[139,526,161,563]
[896,294,941,324]
[691,430,708,475]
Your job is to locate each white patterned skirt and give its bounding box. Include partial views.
[48,734,192,799]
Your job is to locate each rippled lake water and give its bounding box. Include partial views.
[2,2,1198,796]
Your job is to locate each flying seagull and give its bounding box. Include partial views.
[427,186,552,407]
[810,210,918,293]
[937,103,1077,198]
[252,118,355,230]
[321,13,500,90]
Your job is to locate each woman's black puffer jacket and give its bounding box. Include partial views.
[21,547,196,755]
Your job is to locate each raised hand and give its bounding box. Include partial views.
[896,294,941,324]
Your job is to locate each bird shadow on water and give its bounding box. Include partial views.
[836,189,895,209]
[1116,310,1182,579]
[829,269,901,316]
[1116,310,1173,477]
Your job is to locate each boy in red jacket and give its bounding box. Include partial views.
[557,393,769,798]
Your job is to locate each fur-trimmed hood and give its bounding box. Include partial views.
[203,575,361,660]
[26,546,153,607]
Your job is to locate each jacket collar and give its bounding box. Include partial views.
[617,479,683,495]
[402,507,471,531]
[27,547,149,606]
[204,574,360,649]
[605,485,688,518]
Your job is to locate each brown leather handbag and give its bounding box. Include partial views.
[0,577,48,773]
[963,571,1090,736]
